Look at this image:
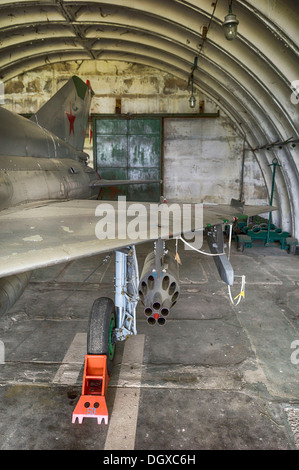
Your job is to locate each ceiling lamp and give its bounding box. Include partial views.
[189,94,196,109]
[189,75,196,108]
[222,2,239,41]
[189,57,197,109]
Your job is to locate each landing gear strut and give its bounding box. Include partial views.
[88,245,139,353]
[114,246,139,341]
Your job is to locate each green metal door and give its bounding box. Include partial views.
[94,117,161,202]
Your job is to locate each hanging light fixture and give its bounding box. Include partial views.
[222,1,239,41]
[188,57,197,109]
[189,95,196,108]
[189,79,196,109]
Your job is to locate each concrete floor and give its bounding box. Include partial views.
[0,238,298,450]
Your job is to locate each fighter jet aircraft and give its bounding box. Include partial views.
[0,75,275,382]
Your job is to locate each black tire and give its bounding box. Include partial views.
[87,297,116,376]
[288,244,296,255]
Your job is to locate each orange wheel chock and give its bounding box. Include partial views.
[72,354,109,425]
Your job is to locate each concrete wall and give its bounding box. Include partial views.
[164,117,267,205]
[2,60,268,207]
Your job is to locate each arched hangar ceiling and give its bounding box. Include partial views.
[0,0,299,237]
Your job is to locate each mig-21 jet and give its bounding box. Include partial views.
[0,76,275,422]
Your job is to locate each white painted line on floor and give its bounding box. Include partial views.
[52,332,86,385]
[104,334,145,451]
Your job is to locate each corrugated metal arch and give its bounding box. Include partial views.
[0,0,298,237]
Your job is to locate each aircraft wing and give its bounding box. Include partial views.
[0,199,275,278]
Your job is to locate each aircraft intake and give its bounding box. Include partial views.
[138,248,180,325]
[0,272,32,317]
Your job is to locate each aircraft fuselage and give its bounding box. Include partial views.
[0,155,99,211]
[0,106,99,211]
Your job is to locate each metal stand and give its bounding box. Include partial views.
[265,158,280,246]
[234,158,298,253]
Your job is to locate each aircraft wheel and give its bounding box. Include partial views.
[87,297,116,376]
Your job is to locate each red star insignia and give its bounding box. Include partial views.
[66,103,76,135]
